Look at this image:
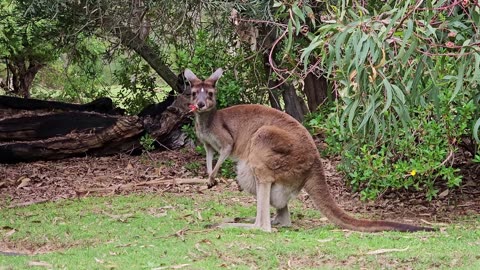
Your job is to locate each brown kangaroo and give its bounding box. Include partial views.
[185,68,435,233]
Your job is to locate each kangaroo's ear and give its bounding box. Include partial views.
[184,69,199,83]
[207,68,223,85]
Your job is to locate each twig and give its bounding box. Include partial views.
[76,178,208,194]
[439,150,455,167]
[8,199,49,208]
[387,0,424,39]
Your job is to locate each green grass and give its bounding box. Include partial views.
[1,192,479,269]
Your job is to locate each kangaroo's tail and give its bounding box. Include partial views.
[303,159,436,232]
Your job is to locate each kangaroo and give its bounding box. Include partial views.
[184,68,435,233]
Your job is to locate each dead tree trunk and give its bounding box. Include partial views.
[303,72,330,112]
[281,84,308,123]
[0,93,192,164]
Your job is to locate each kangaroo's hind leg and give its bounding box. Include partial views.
[217,179,273,232]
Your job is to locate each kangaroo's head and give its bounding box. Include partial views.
[184,68,223,113]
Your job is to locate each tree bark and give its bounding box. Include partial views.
[0,94,192,163]
[303,72,330,112]
[281,84,308,122]
[115,28,180,93]
[6,59,45,98]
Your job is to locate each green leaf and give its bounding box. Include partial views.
[411,55,425,98]
[286,19,293,53]
[404,19,414,41]
[356,34,370,66]
[391,84,406,104]
[292,4,305,23]
[294,17,301,35]
[381,78,393,113]
[372,114,381,140]
[340,98,357,134]
[347,99,360,133]
[474,53,480,83]
[450,61,465,102]
[273,1,282,8]
[474,117,480,143]
[358,94,380,132]
[304,5,315,27]
[300,38,321,67]
[335,28,351,62]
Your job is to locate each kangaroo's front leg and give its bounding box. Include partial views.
[205,144,214,175]
[207,145,232,188]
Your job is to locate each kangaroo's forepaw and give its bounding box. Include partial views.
[207,178,218,189]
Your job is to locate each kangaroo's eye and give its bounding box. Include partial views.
[208,92,213,98]
[192,92,197,97]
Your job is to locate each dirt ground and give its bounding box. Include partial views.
[1,147,479,224]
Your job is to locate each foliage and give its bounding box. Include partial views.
[184,161,202,174]
[29,37,110,103]
[140,133,156,152]
[0,0,112,100]
[181,123,198,143]
[308,74,476,201]
[174,29,267,108]
[219,158,236,179]
[297,0,480,199]
[474,153,480,163]
[60,37,110,102]
[0,1,59,63]
[0,0,62,95]
[113,55,161,115]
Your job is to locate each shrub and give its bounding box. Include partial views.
[308,91,476,200]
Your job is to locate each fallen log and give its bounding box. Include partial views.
[0,93,193,163]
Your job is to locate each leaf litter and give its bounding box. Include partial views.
[0,146,479,233]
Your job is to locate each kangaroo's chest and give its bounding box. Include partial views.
[195,122,222,152]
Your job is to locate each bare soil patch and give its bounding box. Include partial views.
[1,147,479,224]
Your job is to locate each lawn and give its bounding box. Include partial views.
[1,192,479,269]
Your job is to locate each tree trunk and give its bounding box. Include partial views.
[6,59,45,98]
[303,72,330,112]
[281,84,308,122]
[259,25,307,119]
[116,28,180,93]
[0,94,191,163]
[267,86,282,111]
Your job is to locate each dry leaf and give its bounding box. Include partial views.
[152,264,191,270]
[195,243,209,255]
[366,246,409,255]
[317,238,333,243]
[196,210,203,220]
[16,177,31,189]
[0,181,6,188]
[438,189,449,198]
[103,212,135,222]
[28,261,52,268]
[4,229,16,237]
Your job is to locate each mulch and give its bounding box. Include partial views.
[1,147,479,224]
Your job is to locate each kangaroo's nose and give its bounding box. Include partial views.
[197,102,205,109]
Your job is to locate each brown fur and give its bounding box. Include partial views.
[184,68,435,233]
